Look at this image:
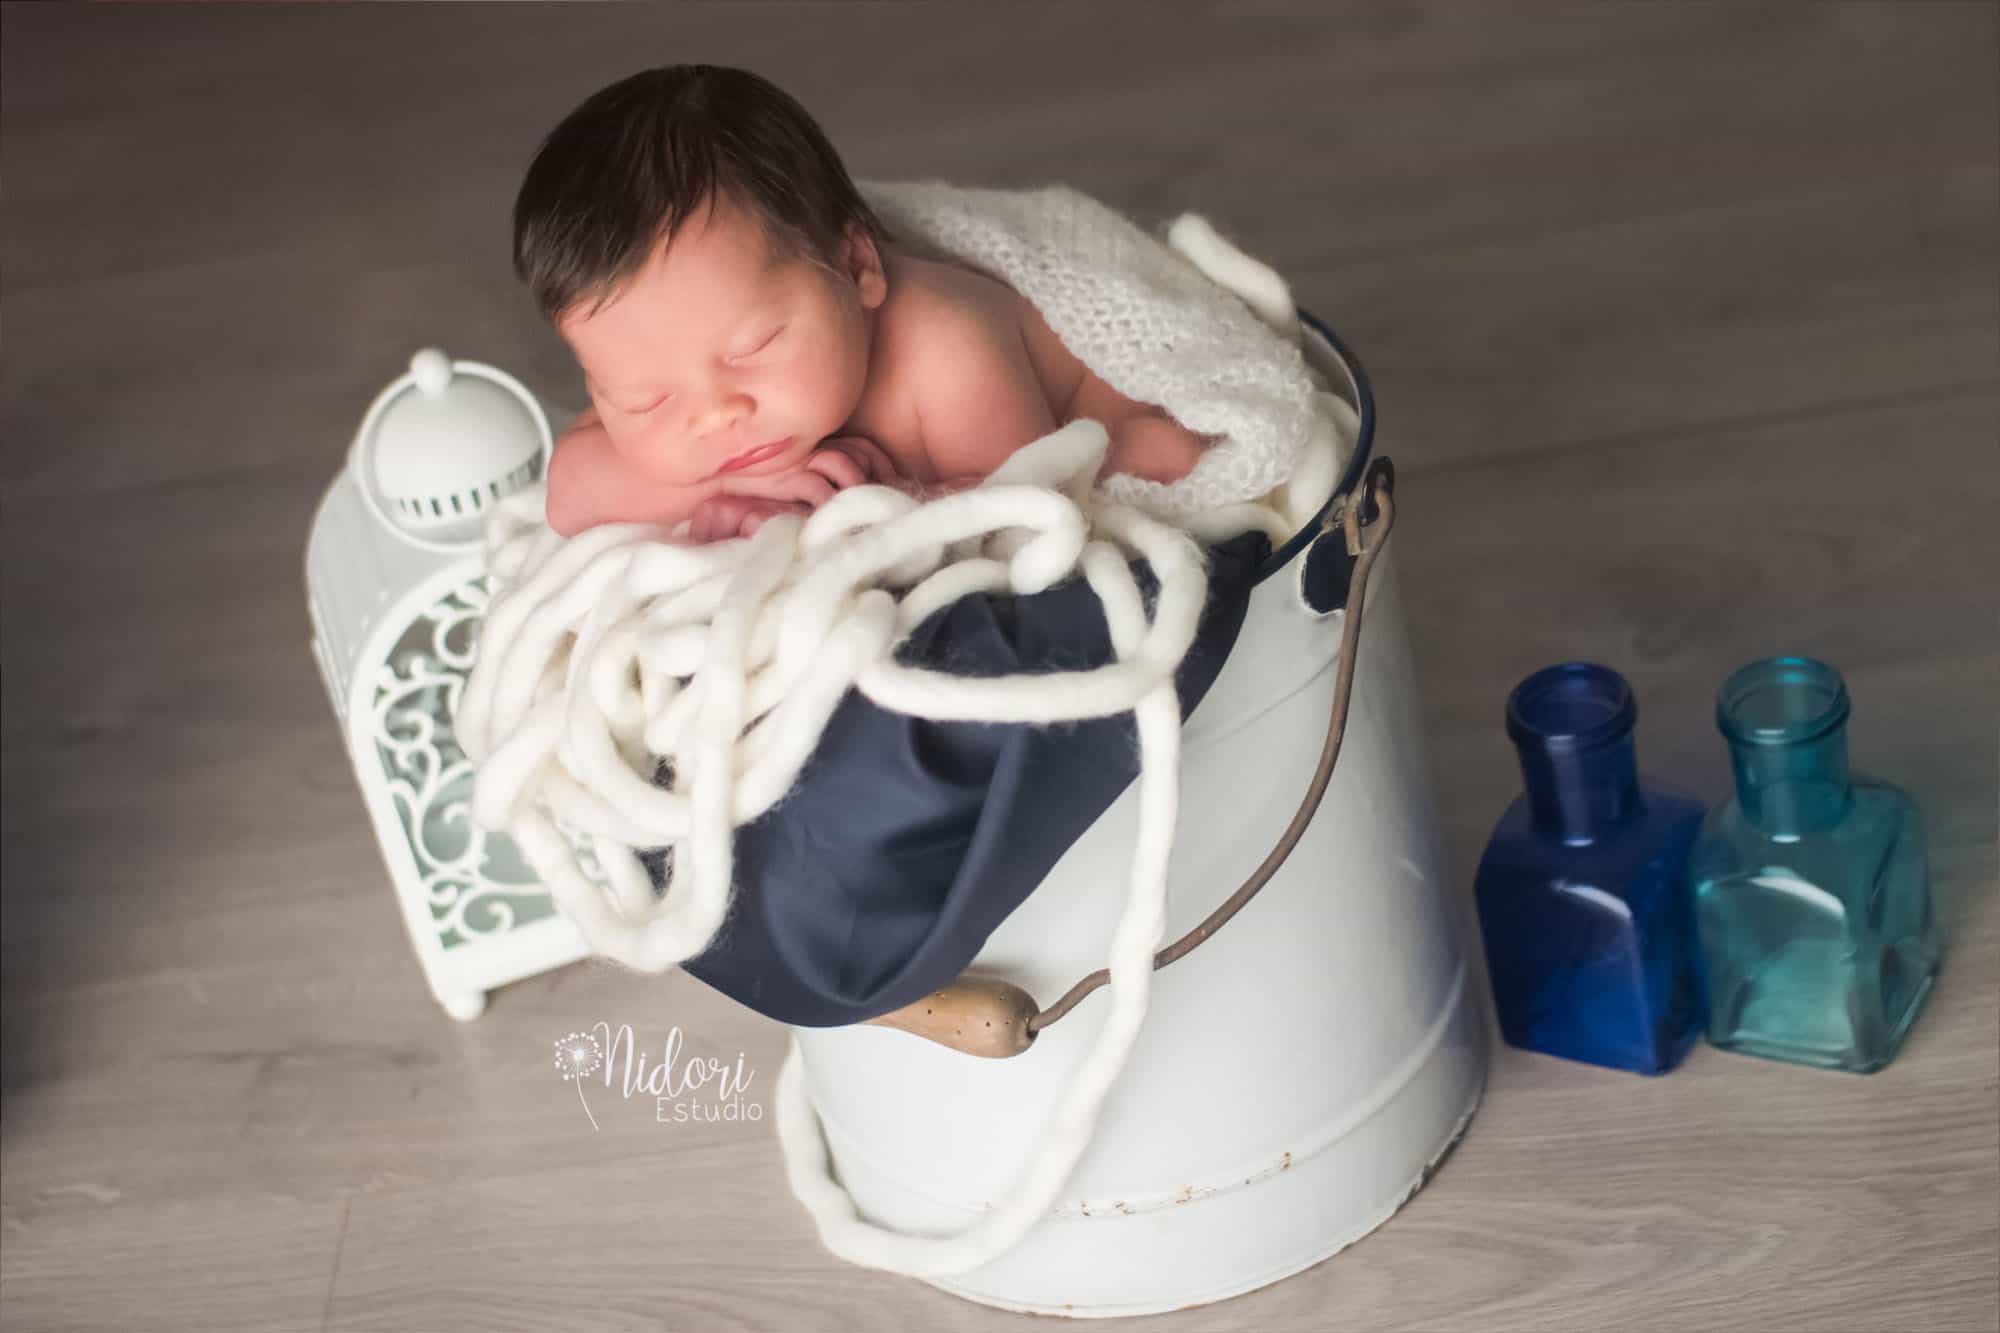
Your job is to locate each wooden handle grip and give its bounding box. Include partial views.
[863,976,1040,1058]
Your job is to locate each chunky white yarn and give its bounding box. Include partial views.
[458,423,1203,1275]
[456,201,1337,1277]
[864,180,1320,519]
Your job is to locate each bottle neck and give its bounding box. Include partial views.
[1517,735,1643,844]
[1716,657,1855,838]
[1729,729,1851,836]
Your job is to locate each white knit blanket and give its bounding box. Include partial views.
[865,180,1320,519]
[456,195,1346,1278]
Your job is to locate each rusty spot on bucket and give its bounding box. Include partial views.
[1281,1151,1292,1170]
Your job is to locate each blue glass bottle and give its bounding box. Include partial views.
[1687,657,1939,1073]
[1474,663,1707,1075]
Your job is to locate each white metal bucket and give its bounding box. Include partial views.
[788,323,1488,1317]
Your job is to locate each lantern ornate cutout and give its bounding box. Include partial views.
[305,348,590,1019]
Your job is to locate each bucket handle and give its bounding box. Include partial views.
[865,457,1400,1058]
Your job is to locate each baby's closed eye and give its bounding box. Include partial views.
[729,325,785,362]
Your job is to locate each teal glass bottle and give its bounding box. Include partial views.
[1687,657,1940,1073]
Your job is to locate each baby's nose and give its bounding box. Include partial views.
[691,393,754,437]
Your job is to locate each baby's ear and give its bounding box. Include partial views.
[844,223,887,308]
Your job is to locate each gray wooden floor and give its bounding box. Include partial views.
[3,5,1996,1331]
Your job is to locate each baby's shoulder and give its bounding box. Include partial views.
[881,251,1086,425]
[842,255,1018,476]
[879,252,1027,356]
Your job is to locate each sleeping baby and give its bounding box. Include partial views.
[512,64,1214,542]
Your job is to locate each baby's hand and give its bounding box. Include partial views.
[689,437,948,542]
[801,435,905,492]
[709,436,903,508]
[714,463,836,509]
[808,435,982,503]
[687,438,876,543]
[686,493,809,544]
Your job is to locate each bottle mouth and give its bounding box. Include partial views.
[1716,656,1850,746]
[1505,662,1637,752]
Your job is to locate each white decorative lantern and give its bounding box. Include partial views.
[304,348,589,1020]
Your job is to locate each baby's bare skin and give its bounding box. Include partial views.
[546,192,1209,541]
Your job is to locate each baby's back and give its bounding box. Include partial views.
[848,250,1089,483]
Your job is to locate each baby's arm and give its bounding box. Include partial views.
[545,410,854,539]
[544,408,719,537]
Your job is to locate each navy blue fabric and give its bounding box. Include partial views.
[657,529,1271,1027]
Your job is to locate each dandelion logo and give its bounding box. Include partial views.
[547,1021,763,1130]
[554,1030,604,1132]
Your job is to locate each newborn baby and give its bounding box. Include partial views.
[513,65,1212,542]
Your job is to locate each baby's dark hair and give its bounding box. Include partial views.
[512,64,891,325]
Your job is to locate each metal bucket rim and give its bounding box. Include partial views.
[1249,309,1378,587]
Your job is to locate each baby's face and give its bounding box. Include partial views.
[559,191,886,487]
